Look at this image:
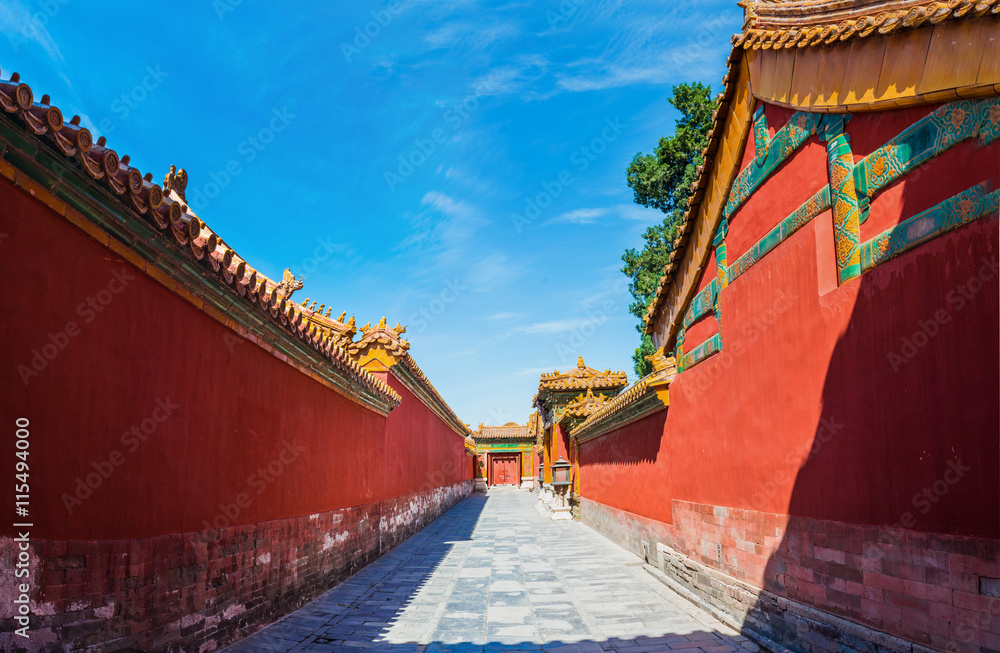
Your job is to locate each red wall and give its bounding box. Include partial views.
[576,411,670,524]
[382,373,472,497]
[581,104,1000,539]
[0,176,468,541]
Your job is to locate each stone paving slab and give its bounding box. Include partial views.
[221,490,760,653]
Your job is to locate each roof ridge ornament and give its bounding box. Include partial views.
[347,316,411,373]
[738,0,759,30]
[645,345,677,404]
[275,268,305,300]
[163,165,187,201]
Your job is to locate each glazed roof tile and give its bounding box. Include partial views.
[473,421,535,440]
[560,388,610,421]
[735,0,997,49]
[0,70,400,408]
[534,357,629,405]
[301,305,358,348]
[347,317,411,359]
[571,353,677,440]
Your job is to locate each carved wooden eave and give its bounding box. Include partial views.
[642,10,1000,352]
[571,351,677,444]
[0,70,400,414]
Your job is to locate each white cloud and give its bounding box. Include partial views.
[514,366,559,376]
[486,311,522,322]
[0,2,65,66]
[514,318,595,335]
[467,253,519,292]
[423,20,520,52]
[468,54,551,99]
[422,190,478,220]
[551,208,608,224]
[548,204,665,226]
[397,191,488,270]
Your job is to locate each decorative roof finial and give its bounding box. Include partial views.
[737,0,759,31]
[275,268,305,299]
[163,165,188,201]
[577,356,585,369]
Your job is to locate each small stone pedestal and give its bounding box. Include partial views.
[550,485,572,520]
[474,478,487,492]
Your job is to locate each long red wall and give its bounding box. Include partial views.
[580,103,1000,540]
[382,374,472,498]
[0,175,469,541]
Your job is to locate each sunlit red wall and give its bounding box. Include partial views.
[0,175,468,542]
[580,103,1000,539]
[382,373,473,497]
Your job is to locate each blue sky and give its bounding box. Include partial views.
[2,0,742,426]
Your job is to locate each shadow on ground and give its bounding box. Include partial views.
[223,491,756,653]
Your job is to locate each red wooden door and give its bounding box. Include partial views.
[490,454,519,486]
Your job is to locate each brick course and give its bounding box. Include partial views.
[580,497,999,653]
[0,480,471,653]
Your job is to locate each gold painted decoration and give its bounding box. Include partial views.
[163,164,188,200]
[275,268,305,299]
[346,316,411,372]
[735,0,997,49]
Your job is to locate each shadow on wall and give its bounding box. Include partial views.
[744,218,1000,653]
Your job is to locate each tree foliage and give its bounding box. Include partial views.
[622,82,715,377]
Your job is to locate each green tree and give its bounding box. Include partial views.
[622,82,715,377]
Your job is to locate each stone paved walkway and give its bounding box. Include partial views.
[223,490,759,653]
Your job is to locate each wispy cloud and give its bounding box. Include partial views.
[467,253,520,292]
[548,204,665,226]
[486,311,522,321]
[0,1,65,66]
[469,54,549,99]
[423,20,520,52]
[551,208,608,224]
[397,191,489,270]
[515,318,596,335]
[514,366,559,376]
